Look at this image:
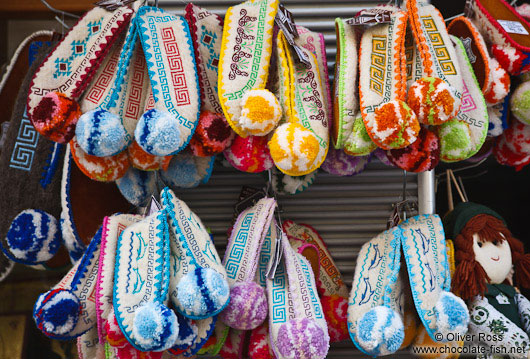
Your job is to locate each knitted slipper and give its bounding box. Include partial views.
[321,147,371,176]
[268,30,329,176]
[347,225,405,356]
[133,6,200,157]
[359,6,420,150]
[115,168,157,207]
[472,0,530,75]
[400,214,469,342]
[406,0,463,125]
[33,226,103,339]
[95,214,142,345]
[78,327,105,359]
[333,18,360,150]
[438,36,488,163]
[61,147,130,262]
[224,135,274,173]
[128,140,172,172]
[283,220,349,343]
[185,4,235,157]
[344,114,377,156]
[177,317,214,357]
[510,80,530,125]
[219,0,281,137]
[159,150,215,189]
[160,187,229,320]
[0,40,69,268]
[269,167,316,195]
[220,197,276,330]
[267,230,329,359]
[218,328,246,359]
[28,6,133,144]
[113,208,178,352]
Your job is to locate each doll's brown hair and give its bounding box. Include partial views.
[452,214,530,300]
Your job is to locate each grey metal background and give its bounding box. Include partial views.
[161,1,419,357]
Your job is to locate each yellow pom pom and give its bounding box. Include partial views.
[240,89,282,136]
[269,123,320,176]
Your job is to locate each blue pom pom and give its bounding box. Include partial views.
[159,153,200,189]
[33,288,81,337]
[6,209,61,264]
[435,291,470,339]
[135,109,182,156]
[116,168,156,206]
[132,301,179,351]
[172,313,198,349]
[176,267,230,319]
[75,109,129,157]
[356,306,404,356]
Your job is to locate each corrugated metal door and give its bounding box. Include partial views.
[161,1,421,357]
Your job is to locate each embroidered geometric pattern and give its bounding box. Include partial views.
[9,113,39,171]
[225,213,253,280]
[370,36,387,96]
[421,16,457,76]
[54,58,72,78]
[271,263,289,323]
[161,26,191,106]
[123,49,146,119]
[84,50,120,105]
[460,82,477,113]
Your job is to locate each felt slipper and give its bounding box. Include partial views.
[438,36,488,163]
[386,126,440,172]
[78,327,105,359]
[472,0,530,75]
[359,6,420,150]
[283,220,349,343]
[61,147,130,262]
[133,6,200,157]
[113,208,179,352]
[95,214,142,345]
[160,187,229,320]
[267,229,329,359]
[159,150,215,189]
[321,147,371,176]
[268,166,316,195]
[347,224,405,356]
[268,30,329,176]
[224,135,274,173]
[28,6,133,144]
[400,214,469,342]
[220,197,276,330]
[115,168,157,207]
[332,18,361,150]
[185,4,235,157]
[0,40,70,269]
[406,0,463,125]
[33,227,103,339]
[219,0,281,137]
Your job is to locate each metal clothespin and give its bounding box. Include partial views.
[265,168,284,279]
[95,0,137,11]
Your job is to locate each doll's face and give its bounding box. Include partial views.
[472,233,512,284]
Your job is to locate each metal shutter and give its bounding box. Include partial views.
[160,1,429,357]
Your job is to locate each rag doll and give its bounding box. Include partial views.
[446,202,530,359]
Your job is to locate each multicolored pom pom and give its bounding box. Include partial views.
[219,282,268,330]
[132,301,179,352]
[491,44,530,76]
[75,109,130,157]
[176,267,230,319]
[484,58,510,105]
[189,111,235,157]
[407,77,460,125]
[364,100,420,150]
[70,136,130,182]
[438,119,473,162]
[106,310,128,348]
[34,288,81,337]
[173,314,198,349]
[276,318,329,359]
[116,168,157,207]
[373,148,395,167]
[159,151,214,189]
[321,294,348,343]
[269,166,316,194]
[502,118,530,155]
[128,141,172,171]
[224,135,273,173]
[511,81,530,125]
[31,92,81,144]
[6,209,61,264]
[387,127,440,172]
[487,106,505,137]
[239,89,282,136]
[343,114,377,156]
[494,134,530,170]
[135,109,182,156]
[321,147,370,176]
[268,123,320,176]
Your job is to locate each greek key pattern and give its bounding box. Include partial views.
[177,204,211,269]
[224,213,253,280]
[299,256,324,319]
[370,36,387,96]
[84,49,120,105]
[257,226,272,287]
[161,27,190,106]
[421,16,457,76]
[122,47,147,120]
[271,263,295,323]
[197,22,223,113]
[459,82,477,113]
[9,115,39,171]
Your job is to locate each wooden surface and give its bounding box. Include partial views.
[0,0,95,18]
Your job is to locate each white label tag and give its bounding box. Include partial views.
[498,20,529,35]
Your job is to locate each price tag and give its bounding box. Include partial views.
[275,4,311,65]
[498,20,529,35]
[345,8,392,26]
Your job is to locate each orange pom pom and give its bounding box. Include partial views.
[407,77,460,125]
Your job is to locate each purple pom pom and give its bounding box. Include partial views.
[276,318,329,359]
[219,282,267,330]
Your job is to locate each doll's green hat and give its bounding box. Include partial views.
[443,202,506,239]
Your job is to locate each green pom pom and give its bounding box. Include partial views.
[439,119,473,162]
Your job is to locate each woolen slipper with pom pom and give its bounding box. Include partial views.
[113,208,179,352]
[406,0,463,126]
[115,168,157,207]
[161,188,229,320]
[33,227,103,339]
[267,229,329,359]
[134,6,200,157]
[219,0,281,137]
[321,147,371,177]
[347,223,405,356]
[159,150,215,189]
[27,6,133,144]
[283,220,349,343]
[387,127,440,173]
[400,214,469,342]
[359,6,420,150]
[224,135,274,173]
[220,197,276,330]
[472,0,530,75]
[77,327,105,359]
